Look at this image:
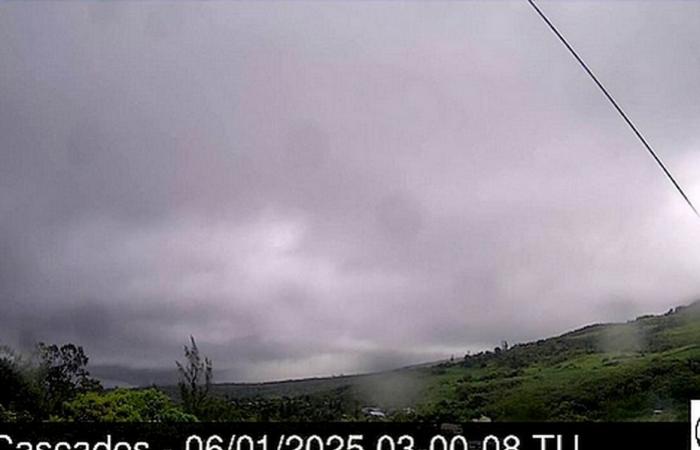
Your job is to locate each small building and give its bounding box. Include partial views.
[472,415,492,423]
[361,406,386,419]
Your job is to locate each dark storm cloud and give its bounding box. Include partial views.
[1,1,700,384]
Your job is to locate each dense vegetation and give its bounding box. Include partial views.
[1,302,699,422]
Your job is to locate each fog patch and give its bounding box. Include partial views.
[355,370,427,410]
[598,322,646,354]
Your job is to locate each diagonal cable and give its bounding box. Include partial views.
[526,0,699,218]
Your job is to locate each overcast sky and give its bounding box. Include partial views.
[2,1,700,386]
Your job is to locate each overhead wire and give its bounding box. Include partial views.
[526,0,699,218]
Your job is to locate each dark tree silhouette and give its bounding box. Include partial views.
[176,336,212,417]
[36,343,101,416]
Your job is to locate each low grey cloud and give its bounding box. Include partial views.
[1,1,700,385]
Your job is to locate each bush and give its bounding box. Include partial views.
[61,388,197,422]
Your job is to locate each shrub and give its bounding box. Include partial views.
[62,388,197,422]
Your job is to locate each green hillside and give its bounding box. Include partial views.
[5,302,698,422]
[205,302,700,422]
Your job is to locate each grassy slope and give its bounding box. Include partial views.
[418,303,700,421]
[206,303,700,421]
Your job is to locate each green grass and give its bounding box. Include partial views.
[199,302,700,422]
[414,303,700,422]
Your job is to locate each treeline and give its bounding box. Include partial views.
[1,343,101,421]
[0,341,197,422]
[460,334,598,371]
[0,337,375,422]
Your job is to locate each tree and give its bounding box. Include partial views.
[176,336,212,417]
[0,346,42,421]
[36,343,102,415]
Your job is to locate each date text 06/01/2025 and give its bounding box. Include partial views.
[186,433,580,450]
[0,433,581,450]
